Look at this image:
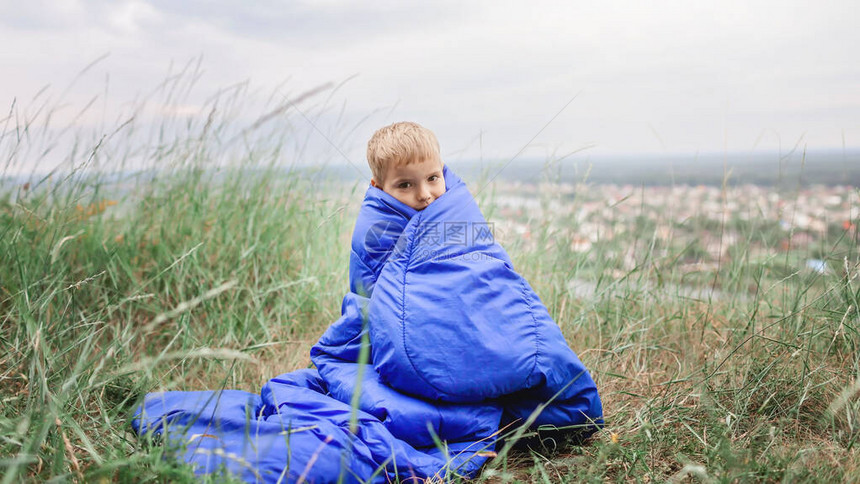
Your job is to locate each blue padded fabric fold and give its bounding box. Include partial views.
[132,166,603,482]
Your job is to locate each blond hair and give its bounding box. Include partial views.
[367,121,441,183]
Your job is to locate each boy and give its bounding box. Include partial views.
[367,121,446,210]
[346,121,602,417]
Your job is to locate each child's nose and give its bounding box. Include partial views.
[418,186,431,201]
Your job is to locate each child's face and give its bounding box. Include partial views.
[371,156,445,210]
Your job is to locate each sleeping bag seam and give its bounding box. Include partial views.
[522,279,541,388]
[399,213,455,399]
[401,213,422,393]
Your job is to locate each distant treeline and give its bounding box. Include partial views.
[452,149,860,187]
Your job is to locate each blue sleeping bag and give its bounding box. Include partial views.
[132,166,603,482]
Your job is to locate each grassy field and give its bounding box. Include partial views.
[2,82,860,482]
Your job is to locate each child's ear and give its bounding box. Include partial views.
[370,178,379,188]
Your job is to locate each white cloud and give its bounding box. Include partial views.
[105,0,160,34]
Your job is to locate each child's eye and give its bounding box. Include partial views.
[428,175,439,182]
[397,182,411,189]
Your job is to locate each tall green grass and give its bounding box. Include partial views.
[1,165,358,481]
[1,70,360,481]
[2,68,860,482]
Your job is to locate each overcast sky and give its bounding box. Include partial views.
[1,0,857,169]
